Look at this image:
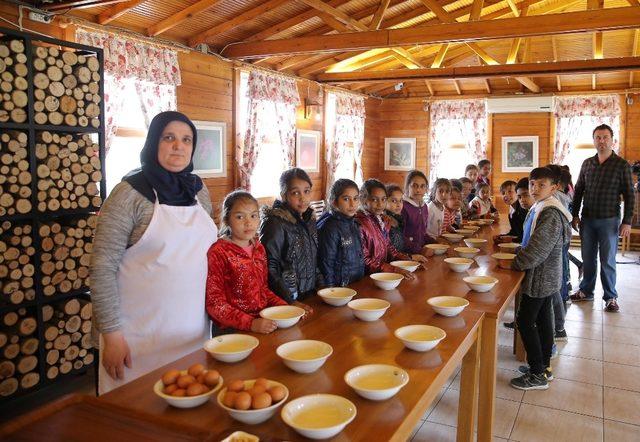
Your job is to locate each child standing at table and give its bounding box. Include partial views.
[385,184,408,254]
[459,177,473,219]
[401,170,436,255]
[427,178,452,238]
[510,167,571,390]
[469,182,498,219]
[317,179,365,287]
[206,190,287,335]
[495,178,532,244]
[464,165,480,202]
[356,179,426,277]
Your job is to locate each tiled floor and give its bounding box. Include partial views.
[412,250,640,442]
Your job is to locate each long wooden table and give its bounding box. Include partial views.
[99,276,483,441]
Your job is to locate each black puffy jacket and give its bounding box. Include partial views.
[259,200,324,303]
[386,210,406,254]
[317,210,365,287]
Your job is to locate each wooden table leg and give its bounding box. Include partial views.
[477,316,498,442]
[457,324,481,442]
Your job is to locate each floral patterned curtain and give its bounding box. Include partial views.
[76,28,180,153]
[326,91,366,197]
[553,95,620,164]
[428,99,487,183]
[239,70,300,191]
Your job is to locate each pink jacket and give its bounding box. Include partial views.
[355,210,410,274]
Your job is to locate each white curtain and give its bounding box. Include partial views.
[428,99,487,183]
[238,70,299,191]
[553,95,620,165]
[326,91,366,197]
[76,28,180,154]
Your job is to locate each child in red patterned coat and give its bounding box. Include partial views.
[206,190,286,335]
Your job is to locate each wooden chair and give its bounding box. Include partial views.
[621,228,640,256]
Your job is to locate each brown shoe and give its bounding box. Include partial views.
[605,299,620,312]
[569,290,594,302]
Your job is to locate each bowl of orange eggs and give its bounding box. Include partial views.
[217,378,289,425]
[153,364,223,408]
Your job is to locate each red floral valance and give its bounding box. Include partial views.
[76,28,181,86]
[428,99,487,123]
[554,95,620,118]
[246,70,299,105]
[334,92,366,117]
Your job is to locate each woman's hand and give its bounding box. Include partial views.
[411,254,428,264]
[293,301,313,319]
[101,331,132,381]
[251,318,278,334]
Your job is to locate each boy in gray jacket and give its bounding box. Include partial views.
[510,167,572,391]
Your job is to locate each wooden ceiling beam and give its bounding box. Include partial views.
[470,0,484,20]
[146,0,223,37]
[188,0,288,47]
[316,56,640,83]
[453,80,462,94]
[222,7,640,59]
[370,0,392,30]
[506,5,528,64]
[431,44,449,68]
[630,29,640,86]
[97,0,145,24]
[551,35,562,91]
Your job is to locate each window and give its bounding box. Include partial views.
[106,78,146,195]
[238,71,289,198]
[433,119,476,180]
[325,92,363,185]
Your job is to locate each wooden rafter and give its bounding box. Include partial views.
[505,0,520,17]
[221,7,640,59]
[316,56,640,83]
[188,0,288,47]
[506,5,529,64]
[631,29,640,86]
[470,0,484,20]
[431,44,449,68]
[424,80,434,95]
[97,0,145,24]
[146,0,223,37]
[370,0,392,30]
[551,35,562,91]
[453,80,462,94]
[589,0,605,90]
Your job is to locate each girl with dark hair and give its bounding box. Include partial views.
[427,178,452,237]
[206,190,286,335]
[259,168,321,311]
[401,170,436,255]
[356,179,425,278]
[91,111,218,393]
[317,179,365,287]
[385,184,406,253]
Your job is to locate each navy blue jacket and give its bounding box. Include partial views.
[317,210,365,287]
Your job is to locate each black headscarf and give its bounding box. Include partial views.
[124,111,203,206]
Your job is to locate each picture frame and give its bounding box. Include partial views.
[384,138,416,171]
[192,121,226,178]
[296,129,321,173]
[501,136,539,172]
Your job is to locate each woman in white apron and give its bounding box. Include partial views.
[90,111,217,394]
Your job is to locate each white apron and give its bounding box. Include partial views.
[99,195,217,394]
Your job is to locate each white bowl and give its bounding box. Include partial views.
[217,379,288,425]
[347,298,391,322]
[442,233,464,243]
[317,287,357,306]
[492,253,516,269]
[344,364,409,401]
[454,247,480,259]
[478,219,494,225]
[427,296,470,317]
[390,260,420,272]
[425,243,450,255]
[276,340,333,373]
[394,325,447,352]
[498,242,521,253]
[281,394,357,440]
[454,229,475,237]
[259,305,305,328]
[444,257,474,273]
[463,275,499,293]
[370,273,403,290]
[203,334,259,363]
[464,238,487,248]
[462,225,481,232]
[153,371,223,408]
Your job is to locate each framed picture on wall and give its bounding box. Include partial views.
[501,136,539,172]
[296,129,321,173]
[192,121,226,178]
[384,138,416,171]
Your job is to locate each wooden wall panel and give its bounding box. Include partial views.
[490,113,552,212]
[375,98,429,188]
[295,81,325,202]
